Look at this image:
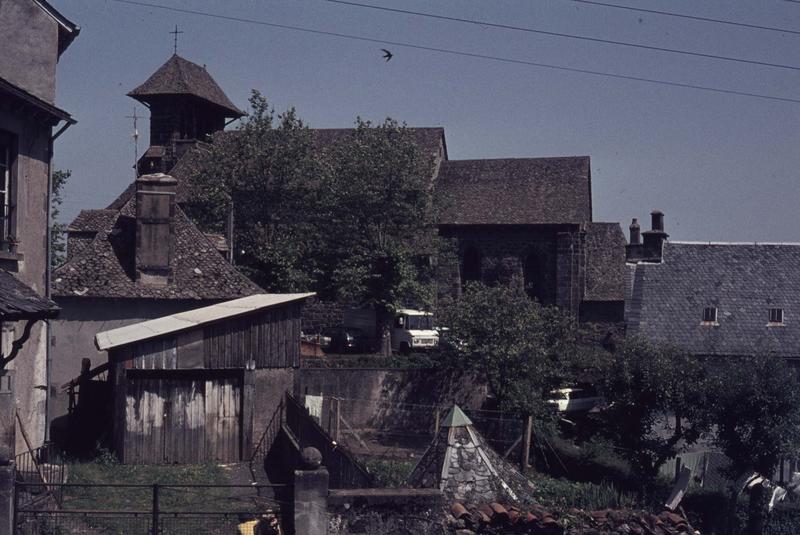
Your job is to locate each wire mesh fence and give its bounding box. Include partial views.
[14,482,286,535]
[313,395,527,460]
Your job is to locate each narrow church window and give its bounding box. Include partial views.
[461,246,481,286]
[702,307,717,323]
[768,308,784,325]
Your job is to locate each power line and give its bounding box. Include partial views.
[569,0,800,37]
[328,0,800,72]
[109,0,800,105]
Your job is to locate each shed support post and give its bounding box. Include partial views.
[334,398,341,442]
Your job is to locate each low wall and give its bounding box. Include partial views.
[327,488,446,535]
[295,368,488,432]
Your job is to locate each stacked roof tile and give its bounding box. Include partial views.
[0,270,58,320]
[584,223,627,302]
[436,157,592,225]
[446,504,698,534]
[54,197,261,300]
[128,54,244,117]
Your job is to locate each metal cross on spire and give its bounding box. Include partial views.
[170,25,184,54]
[124,106,140,179]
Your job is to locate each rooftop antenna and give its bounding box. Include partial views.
[125,106,140,179]
[170,25,184,55]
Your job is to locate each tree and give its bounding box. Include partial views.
[705,355,800,535]
[597,338,708,499]
[438,281,575,419]
[319,118,438,354]
[184,92,324,292]
[50,169,70,269]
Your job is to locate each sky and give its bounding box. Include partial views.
[51,0,800,242]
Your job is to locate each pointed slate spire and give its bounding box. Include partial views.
[441,404,473,428]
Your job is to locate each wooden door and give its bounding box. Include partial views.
[124,372,242,464]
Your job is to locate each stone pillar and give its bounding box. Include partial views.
[294,447,329,535]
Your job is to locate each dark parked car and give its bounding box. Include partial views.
[320,326,370,353]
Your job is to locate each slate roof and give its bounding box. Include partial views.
[625,242,800,357]
[55,197,261,300]
[128,55,244,117]
[436,157,591,225]
[0,270,58,320]
[584,222,626,301]
[67,209,117,233]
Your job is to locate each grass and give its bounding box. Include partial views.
[65,453,231,512]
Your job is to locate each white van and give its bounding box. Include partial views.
[392,309,439,355]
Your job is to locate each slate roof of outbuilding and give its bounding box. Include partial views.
[436,157,591,225]
[54,197,261,300]
[128,54,244,117]
[0,271,59,320]
[625,241,800,357]
[584,222,626,302]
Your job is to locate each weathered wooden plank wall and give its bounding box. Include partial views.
[132,338,177,369]
[203,304,301,369]
[122,372,242,464]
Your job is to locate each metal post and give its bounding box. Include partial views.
[521,415,533,472]
[152,484,159,535]
[12,471,18,535]
[334,398,341,442]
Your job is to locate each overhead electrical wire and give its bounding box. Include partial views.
[327,0,800,72]
[569,0,800,37]
[109,0,800,105]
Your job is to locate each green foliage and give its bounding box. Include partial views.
[533,475,638,512]
[438,281,575,418]
[186,92,324,292]
[186,95,440,349]
[50,168,70,268]
[597,337,709,496]
[363,458,415,487]
[703,355,800,535]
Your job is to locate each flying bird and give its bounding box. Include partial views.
[381,48,393,61]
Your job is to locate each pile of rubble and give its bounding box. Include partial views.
[445,503,700,534]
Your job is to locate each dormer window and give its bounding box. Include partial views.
[768,308,784,325]
[702,307,718,324]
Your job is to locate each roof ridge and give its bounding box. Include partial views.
[670,240,800,246]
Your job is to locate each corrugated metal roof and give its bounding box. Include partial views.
[95,293,314,351]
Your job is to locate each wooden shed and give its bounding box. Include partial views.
[94,293,313,464]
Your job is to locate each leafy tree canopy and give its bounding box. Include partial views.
[438,281,575,418]
[597,337,708,495]
[186,93,440,350]
[50,169,70,269]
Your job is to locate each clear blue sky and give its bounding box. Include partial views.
[52,0,800,242]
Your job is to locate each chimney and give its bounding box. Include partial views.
[625,218,643,262]
[629,218,641,245]
[135,173,177,286]
[641,210,668,263]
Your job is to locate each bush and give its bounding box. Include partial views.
[533,475,637,511]
[363,458,415,487]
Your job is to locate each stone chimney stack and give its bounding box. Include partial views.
[641,210,668,263]
[626,218,643,262]
[626,212,668,263]
[135,173,177,286]
[629,218,641,245]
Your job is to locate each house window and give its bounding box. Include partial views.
[0,131,16,248]
[702,307,717,323]
[768,308,784,325]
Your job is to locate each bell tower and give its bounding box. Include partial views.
[128,54,244,175]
